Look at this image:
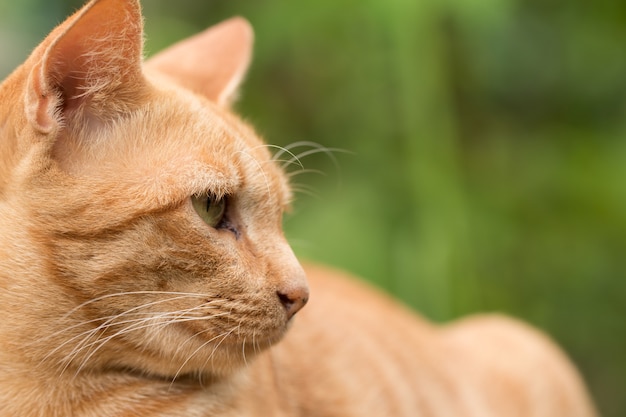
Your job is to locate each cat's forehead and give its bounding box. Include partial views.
[98,82,291,209]
[53,71,291,213]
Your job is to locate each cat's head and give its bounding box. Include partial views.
[0,0,308,380]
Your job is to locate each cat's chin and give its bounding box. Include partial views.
[161,342,279,381]
[213,320,293,357]
[160,322,292,378]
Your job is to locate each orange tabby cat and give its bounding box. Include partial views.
[0,0,598,416]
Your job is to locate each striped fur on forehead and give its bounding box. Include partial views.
[45,83,292,217]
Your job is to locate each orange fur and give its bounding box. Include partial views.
[0,1,597,416]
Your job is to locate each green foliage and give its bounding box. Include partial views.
[2,0,625,415]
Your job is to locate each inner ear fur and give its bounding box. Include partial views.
[25,0,145,134]
[145,17,253,107]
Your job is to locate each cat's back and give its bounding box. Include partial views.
[268,264,597,417]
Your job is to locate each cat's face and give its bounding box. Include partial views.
[0,0,308,380]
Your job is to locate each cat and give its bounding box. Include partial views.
[0,0,598,416]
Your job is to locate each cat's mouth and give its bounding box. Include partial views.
[177,306,295,350]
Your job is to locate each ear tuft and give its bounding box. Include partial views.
[146,17,253,107]
[25,0,145,133]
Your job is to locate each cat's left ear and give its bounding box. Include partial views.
[145,17,253,107]
[25,0,145,133]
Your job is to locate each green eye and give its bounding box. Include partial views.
[191,193,227,228]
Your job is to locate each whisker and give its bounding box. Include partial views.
[42,294,220,363]
[41,311,156,366]
[243,143,301,165]
[290,184,321,199]
[235,150,272,197]
[59,305,227,378]
[271,141,311,162]
[206,327,237,370]
[167,306,233,365]
[170,326,237,386]
[286,168,328,178]
[272,158,307,169]
[276,141,349,171]
[68,311,232,379]
[241,336,248,367]
[257,144,303,169]
[63,291,213,320]
[282,146,348,172]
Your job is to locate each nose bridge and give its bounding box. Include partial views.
[262,237,309,318]
[268,237,307,287]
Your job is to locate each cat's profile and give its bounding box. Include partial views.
[0,0,598,416]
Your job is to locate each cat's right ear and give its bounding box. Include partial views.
[145,17,253,107]
[24,0,145,134]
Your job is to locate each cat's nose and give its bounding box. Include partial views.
[277,285,309,320]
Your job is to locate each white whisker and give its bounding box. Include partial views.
[170,326,237,386]
[242,336,248,367]
[235,150,272,197]
[282,147,347,172]
[287,168,327,178]
[63,291,213,320]
[207,327,237,370]
[55,298,225,378]
[275,141,348,171]
[68,310,232,379]
[290,184,321,199]
[257,144,303,169]
[42,294,220,366]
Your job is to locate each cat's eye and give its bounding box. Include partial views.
[191,193,227,228]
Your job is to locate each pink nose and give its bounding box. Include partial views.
[277,285,309,320]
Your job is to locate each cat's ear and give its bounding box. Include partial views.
[25,0,145,133]
[145,17,253,107]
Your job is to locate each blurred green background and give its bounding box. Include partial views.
[1,0,624,415]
